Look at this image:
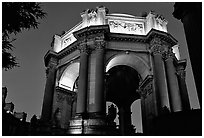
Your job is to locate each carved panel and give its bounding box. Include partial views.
[108,19,144,35]
[139,75,153,99]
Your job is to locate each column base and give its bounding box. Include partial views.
[67,113,118,135]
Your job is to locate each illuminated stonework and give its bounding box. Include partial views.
[52,7,168,53]
[42,6,191,136]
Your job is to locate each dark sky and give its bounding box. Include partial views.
[2,2,200,132]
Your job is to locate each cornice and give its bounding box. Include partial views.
[73,25,110,39]
[108,29,178,47]
[44,29,178,67]
[44,50,58,67]
[146,29,178,47]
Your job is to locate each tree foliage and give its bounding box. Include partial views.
[2,2,46,70]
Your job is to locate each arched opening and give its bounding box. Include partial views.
[106,54,150,80]
[105,54,151,135]
[106,65,141,135]
[58,62,79,91]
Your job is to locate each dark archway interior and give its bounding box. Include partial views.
[106,65,141,106]
[105,65,142,135]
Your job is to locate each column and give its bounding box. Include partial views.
[164,51,182,112]
[41,58,57,122]
[88,40,106,114]
[76,42,89,114]
[118,105,132,135]
[176,62,191,110]
[150,38,170,114]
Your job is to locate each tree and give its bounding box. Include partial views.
[2,2,46,70]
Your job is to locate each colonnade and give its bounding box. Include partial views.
[150,38,190,114]
[41,29,191,135]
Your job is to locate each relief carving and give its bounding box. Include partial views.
[109,20,143,34]
[163,50,175,60]
[150,38,169,55]
[78,41,90,54]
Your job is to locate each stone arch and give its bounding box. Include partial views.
[58,62,79,91]
[106,53,150,80]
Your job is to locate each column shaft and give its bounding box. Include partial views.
[153,54,170,113]
[118,105,132,135]
[90,47,105,113]
[177,70,191,110]
[165,57,182,112]
[41,64,56,121]
[76,51,89,114]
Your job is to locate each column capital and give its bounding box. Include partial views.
[163,50,176,60]
[150,37,162,46]
[77,40,90,54]
[150,38,167,55]
[95,40,106,50]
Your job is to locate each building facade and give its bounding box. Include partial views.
[41,6,196,135]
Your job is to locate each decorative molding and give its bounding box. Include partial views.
[163,50,176,60]
[95,40,106,49]
[78,41,90,54]
[150,37,162,46]
[108,19,144,35]
[151,44,165,55]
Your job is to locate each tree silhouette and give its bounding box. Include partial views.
[2,2,46,70]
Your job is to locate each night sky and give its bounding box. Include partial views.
[2,2,200,133]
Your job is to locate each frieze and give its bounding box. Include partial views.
[109,20,144,35]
